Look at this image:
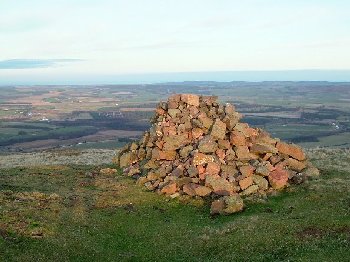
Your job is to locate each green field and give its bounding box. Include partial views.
[0,125,98,147]
[73,140,127,150]
[265,124,335,141]
[300,132,350,148]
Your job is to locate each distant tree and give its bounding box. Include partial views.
[18,130,28,136]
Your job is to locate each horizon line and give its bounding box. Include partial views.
[1,69,350,86]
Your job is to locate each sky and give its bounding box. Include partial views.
[1,0,350,84]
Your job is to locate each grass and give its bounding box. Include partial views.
[0,110,17,117]
[0,126,98,147]
[43,97,61,103]
[1,160,349,261]
[300,132,350,148]
[73,140,127,150]
[265,124,334,141]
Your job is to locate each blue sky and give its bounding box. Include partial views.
[1,0,350,84]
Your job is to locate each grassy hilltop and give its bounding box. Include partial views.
[0,148,349,261]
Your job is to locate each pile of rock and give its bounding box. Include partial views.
[114,94,319,215]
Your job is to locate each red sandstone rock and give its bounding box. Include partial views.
[189,106,199,117]
[234,146,251,160]
[198,136,218,153]
[230,131,246,146]
[206,175,234,196]
[156,107,166,115]
[239,165,255,177]
[183,183,196,196]
[161,183,177,195]
[193,153,214,166]
[210,198,226,215]
[276,142,306,161]
[240,185,259,196]
[197,164,206,177]
[216,149,226,160]
[163,134,189,150]
[192,128,204,139]
[210,195,244,215]
[152,149,177,160]
[223,195,244,214]
[282,158,307,172]
[234,123,258,138]
[268,168,289,189]
[211,119,227,140]
[250,143,277,154]
[181,94,200,107]
[218,139,231,149]
[193,185,212,197]
[168,94,181,102]
[206,162,221,176]
[202,95,218,105]
[119,152,138,168]
[252,175,268,190]
[224,104,235,115]
[239,176,253,190]
[255,166,269,177]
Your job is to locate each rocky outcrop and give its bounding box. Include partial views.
[114,94,318,215]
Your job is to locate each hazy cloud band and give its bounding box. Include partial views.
[0,59,83,69]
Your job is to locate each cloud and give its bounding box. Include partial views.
[0,59,83,69]
[127,39,203,50]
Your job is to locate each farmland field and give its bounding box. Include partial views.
[1,82,349,152]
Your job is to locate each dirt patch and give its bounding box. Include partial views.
[297,227,326,239]
[297,226,350,240]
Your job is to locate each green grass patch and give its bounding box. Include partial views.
[0,165,349,261]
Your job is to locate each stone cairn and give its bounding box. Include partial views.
[114,94,319,215]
